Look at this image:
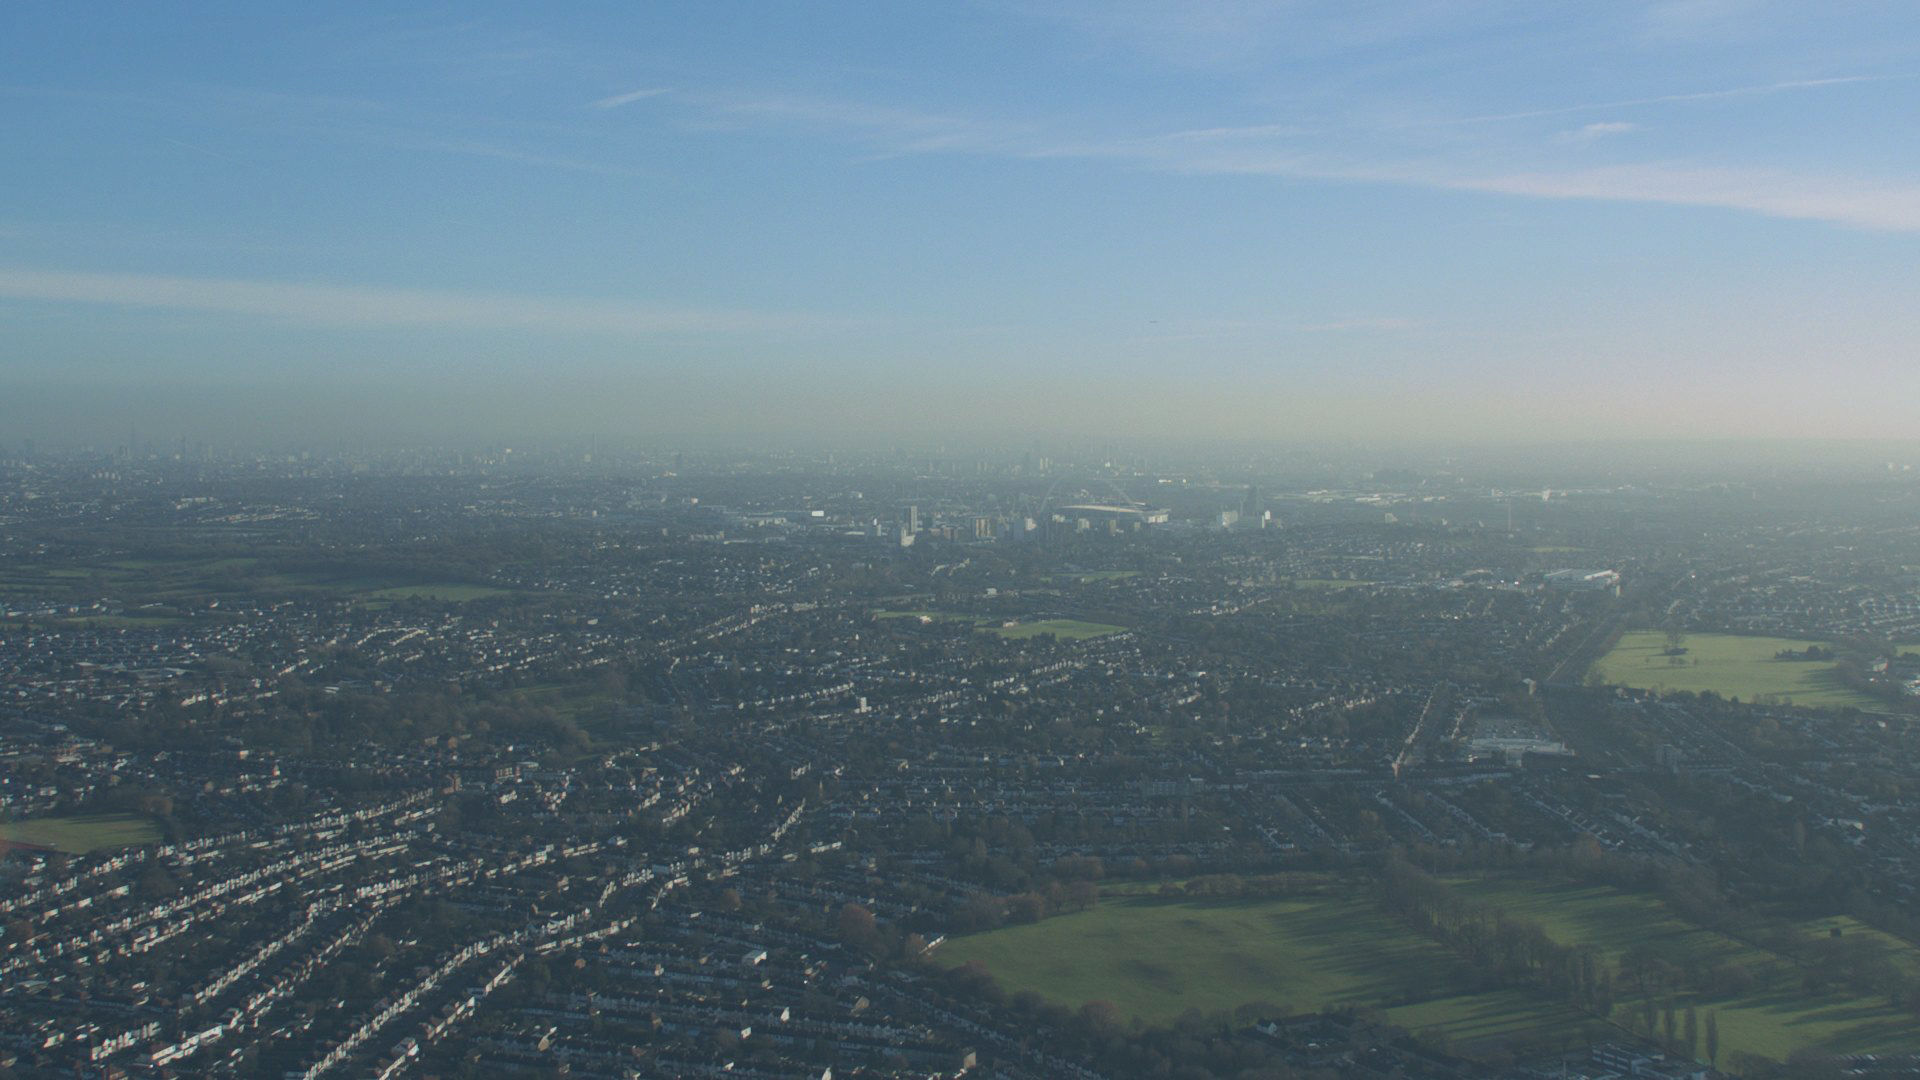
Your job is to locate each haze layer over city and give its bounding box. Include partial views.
[6,3,1920,446]
[6,6,1920,1080]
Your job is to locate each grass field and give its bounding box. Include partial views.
[3,556,514,612]
[938,890,1586,1050]
[1589,631,1879,709]
[54,614,189,628]
[0,814,162,854]
[1452,877,1920,1062]
[989,618,1125,640]
[356,583,510,603]
[872,611,1125,641]
[1451,878,1743,972]
[872,610,983,623]
[939,878,1920,1064]
[1798,916,1920,979]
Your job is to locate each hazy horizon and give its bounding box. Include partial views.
[6,3,1920,444]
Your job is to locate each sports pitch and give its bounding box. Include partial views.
[1589,631,1881,710]
[873,611,1125,640]
[989,618,1124,640]
[1454,877,1920,1062]
[0,814,162,854]
[939,878,1920,1063]
[937,889,1587,1048]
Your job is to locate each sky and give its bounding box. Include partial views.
[3,1,1919,448]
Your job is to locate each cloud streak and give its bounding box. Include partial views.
[1554,121,1640,145]
[648,82,1920,233]
[1456,75,1901,124]
[1097,138,1920,232]
[0,268,856,338]
[590,87,670,109]
[1452,164,1920,232]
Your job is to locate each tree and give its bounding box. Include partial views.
[1007,892,1047,924]
[1079,1000,1124,1031]
[835,903,883,958]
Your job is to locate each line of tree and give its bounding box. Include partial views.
[1376,857,1615,1017]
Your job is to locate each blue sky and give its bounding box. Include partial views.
[4,1,1919,445]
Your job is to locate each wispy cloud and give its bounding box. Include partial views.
[0,268,857,338]
[1095,136,1920,234]
[1554,121,1640,145]
[590,86,670,109]
[1073,139,1920,232]
[1451,164,1920,232]
[1457,75,1898,124]
[1159,123,1312,142]
[648,77,1920,234]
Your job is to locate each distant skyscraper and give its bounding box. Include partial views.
[902,505,920,534]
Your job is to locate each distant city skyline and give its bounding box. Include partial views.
[4,3,1920,444]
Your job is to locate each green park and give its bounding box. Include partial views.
[938,875,1920,1065]
[0,814,162,854]
[1590,631,1882,710]
[873,610,1125,640]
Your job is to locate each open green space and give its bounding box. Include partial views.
[1452,877,1920,1062]
[1386,988,1598,1048]
[56,614,191,628]
[356,583,510,603]
[1451,878,1744,972]
[1,565,138,594]
[872,611,1125,640]
[988,618,1125,640]
[1797,916,1920,979]
[3,555,514,611]
[1589,631,1880,710]
[940,877,1920,1064]
[872,610,984,623]
[0,814,162,854]
[937,890,1584,1050]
